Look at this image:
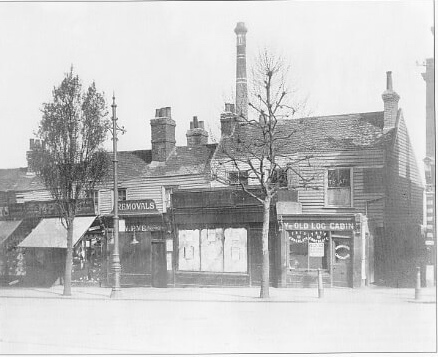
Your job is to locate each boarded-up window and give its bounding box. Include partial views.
[178,227,247,273]
[363,168,384,193]
[200,229,224,272]
[178,229,200,271]
[224,228,247,272]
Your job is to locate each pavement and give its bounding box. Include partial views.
[0,283,436,304]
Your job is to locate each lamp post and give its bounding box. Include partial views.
[110,94,124,299]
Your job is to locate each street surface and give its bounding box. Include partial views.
[0,287,436,354]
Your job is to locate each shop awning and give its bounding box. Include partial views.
[0,220,23,246]
[19,216,96,248]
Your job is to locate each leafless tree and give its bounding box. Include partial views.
[214,50,318,298]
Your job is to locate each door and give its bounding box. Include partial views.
[332,236,352,287]
[151,241,167,287]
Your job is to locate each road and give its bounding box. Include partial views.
[0,296,436,354]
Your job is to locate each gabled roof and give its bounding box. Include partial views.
[217,111,392,158]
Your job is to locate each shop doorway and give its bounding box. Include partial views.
[332,235,352,287]
[151,241,166,287]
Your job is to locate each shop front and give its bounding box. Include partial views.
[171,188,278,287]
[104,199,167,287]
[277,214,372,288]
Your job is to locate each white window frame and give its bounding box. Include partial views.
[324,167,354,208]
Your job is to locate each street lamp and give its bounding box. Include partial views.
[109,94,125,299]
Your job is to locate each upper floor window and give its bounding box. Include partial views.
[228,170,248,186]
[326,168,352,207]
[118,189,127,202]
[85,190,99,210]
[15,194,25,204]
[271,168,288,188]
[164,186,179,210]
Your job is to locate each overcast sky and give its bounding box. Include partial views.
[0,1,434,174]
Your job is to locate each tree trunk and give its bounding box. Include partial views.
[63,215,74,296]
[260,197,271,298]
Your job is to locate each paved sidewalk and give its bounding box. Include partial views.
[0,284,436,303]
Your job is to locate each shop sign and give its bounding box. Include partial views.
[5,199,94,218]
[425,240,435,246]
[118,199,158,214]
[125,223,163,232]
[285,221,355,231]
[309,242,324,257]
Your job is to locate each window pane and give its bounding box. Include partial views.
[178,230,200,271]
[200,229,224,272]
[328,169,350,188]
[289,241,307,270]
[327,188,351,206]
[223,228,247,272]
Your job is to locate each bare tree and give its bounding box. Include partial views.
[29,67,110,296]
[214,50,317,298]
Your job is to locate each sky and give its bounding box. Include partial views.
[0,1,434,176]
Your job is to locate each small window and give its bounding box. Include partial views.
[228,170,248,186]
[164,186,179,209]
[327,168,352,207]
[271,168,288,188]
[86,190,99,209]
[118,189,127,202]
[15,194,25,204]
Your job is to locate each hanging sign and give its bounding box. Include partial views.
[309,242,325,257]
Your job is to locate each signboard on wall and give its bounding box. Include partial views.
[118,199,158,215]
[285,221,355,231]
[4,199,94,219]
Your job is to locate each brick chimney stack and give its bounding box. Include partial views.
[186,116,208,146]
[235,22,248,121]
[220,103,236,136]
[26,138,44,175]
[382,71,400,131]
[151,107,176,161]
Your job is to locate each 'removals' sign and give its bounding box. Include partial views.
[118,199,158,215]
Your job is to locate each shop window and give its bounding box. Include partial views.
[326,168,352,207]
[288,230,329,270]
[228,170,249,186]
[118,189,127,202]
[178,228,247,273]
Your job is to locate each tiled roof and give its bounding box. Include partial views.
[140,144,217,177]
[0,144,217,192]
[218,111,392,157]
[0,168,45,192]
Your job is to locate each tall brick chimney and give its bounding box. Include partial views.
[26,138,44,175]
[220,103,236,136]
[235,22,248,121]
[186,116,208,147]
[151,107,176,161]
[382,71,400,131]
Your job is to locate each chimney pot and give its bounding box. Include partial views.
[199,121,204,129]
[386,71,393,91]
[193,116,198,128]
[29,139,34,149]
